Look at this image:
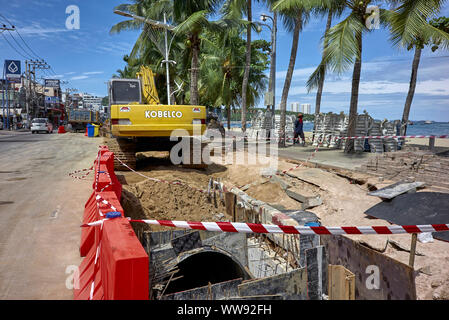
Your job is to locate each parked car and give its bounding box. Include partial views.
[31,118,53,134]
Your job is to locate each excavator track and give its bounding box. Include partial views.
[104,138,137,171]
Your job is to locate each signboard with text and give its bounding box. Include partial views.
[45,96,60,103]
[45,79,60,88]
[4,60,21,83]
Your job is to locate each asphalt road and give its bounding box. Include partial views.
[0,131,100,299]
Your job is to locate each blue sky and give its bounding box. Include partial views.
[1,0,449,121]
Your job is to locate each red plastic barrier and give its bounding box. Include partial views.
[74,245,104,300]
[80,191,125,256]
[75,147,149,300]
[100,218,149,300]
[80,191,97,257]
[58,126,66,134]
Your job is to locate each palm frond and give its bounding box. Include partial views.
[321,12,364,74]
[388,0,447,47]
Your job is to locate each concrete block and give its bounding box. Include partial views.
[306,246,328,300]
[285,188,322,209]
[202,232,248,268]
[161,278,243,300]
[171,231,202,256]
[144,230,189,249]
[368,181,425,199]
[247,238,289,278]
[299,234,320,268]
[238,267,308,300]
[269,175,292,190]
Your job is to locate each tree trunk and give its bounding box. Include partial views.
[227,105,231,130]
[401,46,422,136]
[344,30,363,154]
[190,33,200,105]
[241,0,252,133]
[315,10,333,116]
[267,11,277,112]
[279,15,302,147]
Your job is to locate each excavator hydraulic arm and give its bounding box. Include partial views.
[136,65,160,105]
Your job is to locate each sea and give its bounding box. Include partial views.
[229,121,449,136]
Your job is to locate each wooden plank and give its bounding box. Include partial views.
[328,265,355,300]
[409,233,418,268]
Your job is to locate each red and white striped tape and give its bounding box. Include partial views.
[238,134,448,143]
[95,195,118,212]
[334,135,448,140]
[81,218,449,235]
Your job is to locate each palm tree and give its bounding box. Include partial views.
[241,0,252,133]
[387,0,449,135]
[273,1,315,147]
[313,1,346,116]
[200,29,269,129]
[111,0,224,105]
[172,0,224,105]
[221,0,258,132]
[307,0,383,153]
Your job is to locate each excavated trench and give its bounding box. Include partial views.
[116,150,448,300]
[163,249,250,295]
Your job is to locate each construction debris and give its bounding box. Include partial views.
[368,181,426,199]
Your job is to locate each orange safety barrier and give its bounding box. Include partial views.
[75,146,149,300]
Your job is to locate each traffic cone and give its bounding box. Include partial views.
[85,127,88,136]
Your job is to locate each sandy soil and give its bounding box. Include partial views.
[116,151,228,234]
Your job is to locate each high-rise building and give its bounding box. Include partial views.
[291,102,300,113]
[301,103,311,115]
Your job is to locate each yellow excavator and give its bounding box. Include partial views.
[104,65,208,170]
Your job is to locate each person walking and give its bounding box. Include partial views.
[294,113,305,146]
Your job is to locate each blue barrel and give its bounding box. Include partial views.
[87,124,94,137]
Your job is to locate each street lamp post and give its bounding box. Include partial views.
[260,12,277,130]
[114,10,175,105]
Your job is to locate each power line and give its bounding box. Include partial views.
[0,13,58,77]
[0,32,30,60]
[6,30,35,59]
[12,27,44,61]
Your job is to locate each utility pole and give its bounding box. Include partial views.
[1,25,16,129]
[26,59,50,120]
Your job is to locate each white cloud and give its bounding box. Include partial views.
[83,71,104,75]
[71,75,89,81]
[17,24,70,37]
[290,78,449,96]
